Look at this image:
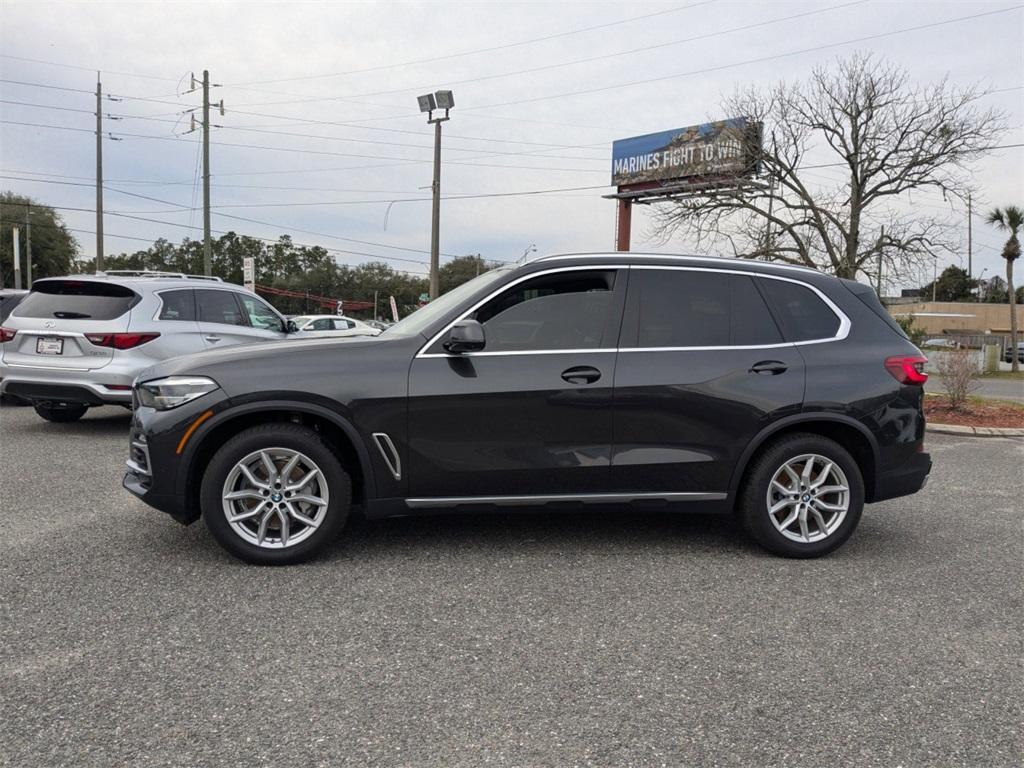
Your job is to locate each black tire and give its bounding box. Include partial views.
[737,433,864,558]
[33,403,89,422]
[201,423,351,565]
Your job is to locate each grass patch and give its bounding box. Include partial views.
[981,370,1024,381]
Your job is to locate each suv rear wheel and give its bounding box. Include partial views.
[738,433,864,558]
[201,423,351,565]
[33,403,89,422]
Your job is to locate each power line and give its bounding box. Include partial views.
[226,1,714,87]
[0,119,608,172]
[463,4,1024,111]
[236,1,867,108]
[0,54,179,82]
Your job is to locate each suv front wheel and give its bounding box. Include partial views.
[738,433,864,558]
[201,423,351,565]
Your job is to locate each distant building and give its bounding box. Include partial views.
[888,301,1024,339]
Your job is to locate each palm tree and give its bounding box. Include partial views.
[986,206,1022,372]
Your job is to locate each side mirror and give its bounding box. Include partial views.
[286,320,299,333]
[443,319,485,353]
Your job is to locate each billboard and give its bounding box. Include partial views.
[611,118,760,187]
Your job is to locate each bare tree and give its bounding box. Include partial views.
[652,54,1006,282]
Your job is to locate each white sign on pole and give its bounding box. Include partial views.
[389,295,399,323]
[336,300,344,316]
[242,257,255,291]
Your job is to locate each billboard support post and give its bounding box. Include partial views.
[616,199,632,252]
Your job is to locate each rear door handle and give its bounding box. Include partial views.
[749,360,788,375]
[561,365,601,385]
[204,335,222,343]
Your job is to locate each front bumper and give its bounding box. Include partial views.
[122,390,229,525]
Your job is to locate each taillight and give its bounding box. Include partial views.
[885,355,928,385]
[84,332,160,350]
[0,327,15,343]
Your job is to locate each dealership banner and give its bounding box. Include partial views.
[611,118,760,187]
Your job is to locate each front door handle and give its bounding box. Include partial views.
[561,365,601,385]
[749,360,788,375]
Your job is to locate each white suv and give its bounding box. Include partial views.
[0,271,291,422]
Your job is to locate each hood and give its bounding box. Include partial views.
[136,333,408,387]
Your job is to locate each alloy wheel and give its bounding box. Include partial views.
[221,447,330,549]
[765,453,850,544]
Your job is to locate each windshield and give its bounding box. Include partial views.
[387,267,512,337]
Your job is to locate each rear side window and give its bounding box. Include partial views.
[15,280,139,320]
[157,290,195,321]
[196,290,245,326]
[623,270,782,347]
[759,279,841,342]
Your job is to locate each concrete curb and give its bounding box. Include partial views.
[926,423,1024,437]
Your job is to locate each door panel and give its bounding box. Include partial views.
[407,267,626,499]
[610,268,805,493]
[408,352,616,497]
[611,347,805,492]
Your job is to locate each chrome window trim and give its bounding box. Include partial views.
[416,264,629,359]
[405,491,727,509]
[372,432,402,481]
[417,263,849,359]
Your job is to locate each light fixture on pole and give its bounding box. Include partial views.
[418,90,454,299]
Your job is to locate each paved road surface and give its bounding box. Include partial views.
[1,405,1021,767]
[926,376,1024,402]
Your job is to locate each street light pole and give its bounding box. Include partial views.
[429,118,443,299]
[417,90,454,300]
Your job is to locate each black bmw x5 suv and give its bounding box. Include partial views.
[124,254,931,564]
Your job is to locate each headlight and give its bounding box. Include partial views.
[136,376,219,410]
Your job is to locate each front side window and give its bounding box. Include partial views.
[759,278,840,342]
[157,290,195,321]
[460,270,617,353]
[196,290,245,327]
[309,318,334,331]
[238,294,285,332]
[623,270,783,348]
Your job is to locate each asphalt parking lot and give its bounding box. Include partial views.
[1,405,1021,768]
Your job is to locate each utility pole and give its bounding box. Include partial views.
[95,72,104,272]
[416,90,453,299]
[24,203,32,288]
[876,226,884,296]
[967,192,973,299]
[202,69,212,277]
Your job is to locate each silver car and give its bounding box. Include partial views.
[289,314,382,338]
[0,271,291,422]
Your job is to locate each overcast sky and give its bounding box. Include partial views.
[1,0,1022,287]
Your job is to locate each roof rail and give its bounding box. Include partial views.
[95,270,224,282]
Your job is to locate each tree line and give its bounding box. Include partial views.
[1,192,499,318]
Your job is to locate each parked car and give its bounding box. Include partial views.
[124,253,932,564]
[1004,341,1024,363]
[922,337,961,349]
[288,314,381,338]
[0,271,293,422]
[0,288,28,323]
